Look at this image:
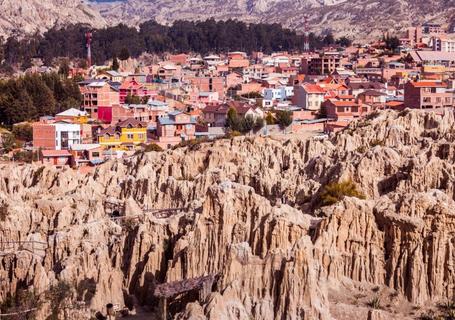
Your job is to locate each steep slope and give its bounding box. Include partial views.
[0,0,106,37]
[0,109,455,319]
[92,0,455,38]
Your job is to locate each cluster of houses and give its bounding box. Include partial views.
[30,22,455,169]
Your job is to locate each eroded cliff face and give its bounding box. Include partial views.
[0,109,454,319]
[0,0,106,37]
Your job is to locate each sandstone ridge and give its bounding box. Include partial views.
[0,109,454,319]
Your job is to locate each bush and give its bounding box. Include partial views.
[144,143,163,152]
[370,139,384,147]
[367,296,381,309]
[0,289,41,318]
[1,133,16,153]
[265,112,275,125]
[173,137,209,150]
[320,180,365,207]
[226,131,242,139]
[12,123,33,142]
[253,117,265,132]
[46,281,73,319]
[275,110,293,129]
[12,150,38,163]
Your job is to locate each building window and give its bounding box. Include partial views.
[423,97,431,103]
[92,152,100,157]
[138,134,145,140]
[127,134,134,140]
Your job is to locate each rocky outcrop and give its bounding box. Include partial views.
[92,0,455,39]
[0,0,106,37]
[0,109,455,319]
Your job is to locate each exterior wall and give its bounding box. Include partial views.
[97,106,113,124]
[292,110,315,121]
[190,77,225,98]
[304,54,341,75]
[293,86,324,110]
[54,123,81,150]
[291,122,324,133]
[238,83,263,95]
[33,124,56,150]
[229,59,250,69]
[98,127,147,148]
[80,84,119,118]
[42,156,71,166]
[80,124,94,144]
[404,83,453,108]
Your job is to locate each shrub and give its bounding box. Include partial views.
[320,180,365,207]
[46,281,73,319]
[275,110,293,129]
[173,137,209,150]
[144,143,163,152]
[226,131,242,139]
[12,123,33,142]
[356,146,367,154]
[253,117,265,132]
[2,133,16,153]
[367,296,381,309]
[370,139,385,147]
[12,150,38,163]
[0,289,41,318]
[265,112,275,125]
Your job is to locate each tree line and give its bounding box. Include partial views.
[0,19,351,69]
[0,73,82,125]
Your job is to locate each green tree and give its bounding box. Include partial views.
[46,281,73,320]
[275,110,293,129]
[125,94,141,104]
[384,35,400,51]
[112,56,120,71]
[12,123,33,142]
[323,33,335,46]
[226,107,240,130]
[1,133,16,152]
[336,36,352,47]
[58,59,70,78]
[119,47,130,61]
[0,81,36,125]
[22,74,56,116]
[253,117,265,132]
[241,115,255,132]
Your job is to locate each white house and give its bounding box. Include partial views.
[54,122,82,150]
[293,83,326,111]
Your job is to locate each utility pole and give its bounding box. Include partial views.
[304,15,310,52]
[85,31,93,68]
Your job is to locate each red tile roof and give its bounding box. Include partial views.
[328,100,359,107]
[411,81,446,88]
[302,84,326,94]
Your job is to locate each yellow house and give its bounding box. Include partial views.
[98,118,147,150]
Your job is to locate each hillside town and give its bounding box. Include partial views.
[4,22,455,170]
[3,3,455,317]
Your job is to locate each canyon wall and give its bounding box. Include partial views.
[0,109,454,319]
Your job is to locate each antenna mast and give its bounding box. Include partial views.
[304,15,310,52]
[85,31,93,68]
